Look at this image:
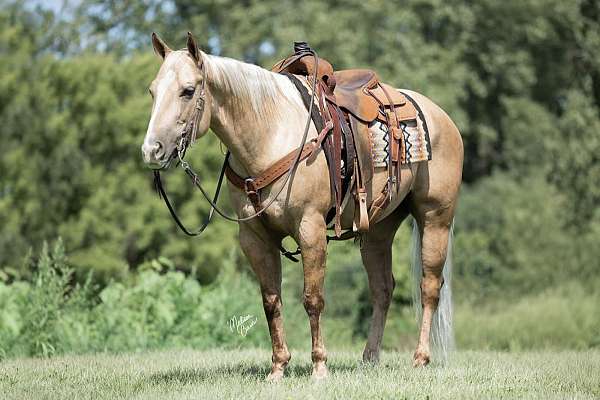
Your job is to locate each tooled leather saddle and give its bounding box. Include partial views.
[226,42,419,236]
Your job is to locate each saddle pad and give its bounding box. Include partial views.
[370,117,431,166]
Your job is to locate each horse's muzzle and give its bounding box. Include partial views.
[141,140,174,169]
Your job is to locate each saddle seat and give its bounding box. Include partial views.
[333,69,409,122]
[272,52,411,122]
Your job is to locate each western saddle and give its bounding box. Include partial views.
[225,42,418,237]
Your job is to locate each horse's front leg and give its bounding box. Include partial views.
[238,223,290,381]
[296,213,328,379]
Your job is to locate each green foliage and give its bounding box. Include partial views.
[550,90,600,227]
[456,282,600,350]
[454,173,600,299]
[0,239,269,359]
[1,0,599,358]
[0,239,93,357]
[0,5,238,283]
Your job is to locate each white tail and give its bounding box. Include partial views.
[411,219,455,362]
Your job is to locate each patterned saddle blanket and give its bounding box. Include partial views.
[370,93,431,168]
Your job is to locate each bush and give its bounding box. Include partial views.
[1,237,599,359]
[454,172,576,299]
[0,239,94,357]
[455,282,600,350]
[0,240,269,359]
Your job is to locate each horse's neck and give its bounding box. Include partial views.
[205,56,308,176]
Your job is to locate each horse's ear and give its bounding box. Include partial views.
[151,32,171,59]
[187,31,201,64]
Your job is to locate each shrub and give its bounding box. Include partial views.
[0,240,268,359]
[456,281,600,350]
[0,239,94,357]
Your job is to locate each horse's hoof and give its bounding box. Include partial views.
[362,348,380,364]
[412,351,430,368]
[266,369,284,382]
[312,363,329,380]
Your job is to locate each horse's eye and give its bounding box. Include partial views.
[181,86,195,98]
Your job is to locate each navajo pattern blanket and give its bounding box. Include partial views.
[370,106,431,167]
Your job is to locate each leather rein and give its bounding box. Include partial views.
[153,49,321,261]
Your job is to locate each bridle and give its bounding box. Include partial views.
[152,48,320,261]
[153,55,220,237]
[175,57,207,165]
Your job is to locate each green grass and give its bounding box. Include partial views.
[1,349,598,399]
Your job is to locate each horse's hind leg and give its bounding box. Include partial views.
[360,205,409,363]
[411,200,455,367]
[239,223,290,381]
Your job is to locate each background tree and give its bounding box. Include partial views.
[1,0,599,351]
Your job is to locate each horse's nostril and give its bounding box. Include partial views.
[154,141,165,158]
[142,140,167,165]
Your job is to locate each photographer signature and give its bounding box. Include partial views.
[228,314,257,337]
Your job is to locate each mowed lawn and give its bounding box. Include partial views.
[1,349,598,399]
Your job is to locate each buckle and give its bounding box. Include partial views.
[244,178,257,196]
[243,178,261,210]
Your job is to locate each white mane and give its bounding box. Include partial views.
[204,54,296,119]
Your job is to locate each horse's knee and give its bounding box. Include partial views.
[263,292,282,319]
[303,292,324,317]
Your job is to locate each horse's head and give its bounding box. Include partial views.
[141,32,211,169]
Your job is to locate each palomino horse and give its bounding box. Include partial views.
[141,33,463,380]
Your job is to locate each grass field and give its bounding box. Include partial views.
[1,349,599,399]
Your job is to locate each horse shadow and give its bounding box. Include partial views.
[145,359,363,385]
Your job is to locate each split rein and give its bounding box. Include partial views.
[152,49,321,262]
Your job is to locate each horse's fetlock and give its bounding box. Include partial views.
[413,349,431,368]
[311,348,327,363]
[273,349,291,366]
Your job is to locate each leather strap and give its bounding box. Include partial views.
[153,152,229,237]
[368,186,390,223]
[225,140,317,209]
[353,158,369,232]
